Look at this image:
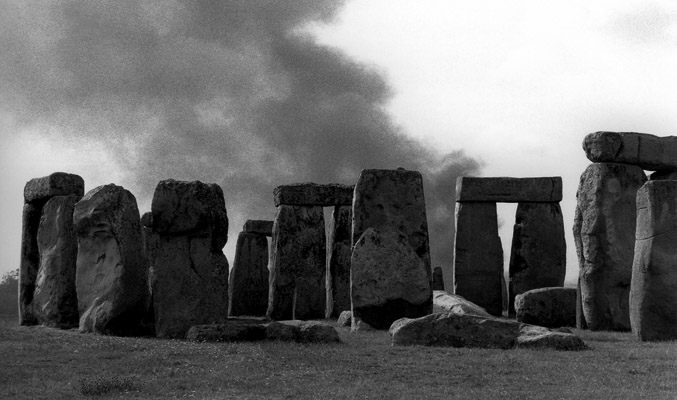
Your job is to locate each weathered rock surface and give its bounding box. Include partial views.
[453,202,503,316]
[243,220,273,236]
[432,267,444,291]
[337,310,352,327]
[514,287,576,328]
[351,228,431,330]
[228,232,269,317]
[455,177,562,203]
[326,205,352,318]
[390,313,587,351]
[74,184,150,336]
[508,202,566,314]
[19,203,42,325]
[24,172,85,203]
[432,290,492,317]
[350,315,377,332]
[186,320,340,343]
[630,181,677,341]
[583,131,677,171]
[149,180,229,339]
[32,195,79,328]
[274,183,354,207]
[573,163,647,330]
[267,205,326,321]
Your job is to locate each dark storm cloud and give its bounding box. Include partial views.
[0,0,481,274]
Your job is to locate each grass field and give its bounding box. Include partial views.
[0,313,675,399]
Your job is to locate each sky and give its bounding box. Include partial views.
[1,1,676,290]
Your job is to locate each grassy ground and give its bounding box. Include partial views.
[0,313,675,400]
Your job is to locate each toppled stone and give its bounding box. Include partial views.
[228,232,269,317]
[274,183,354,207]
[337,310,352,327]
[432,267,444,291]
[453,202,503,316]
[74,184,150,336]
[514,287,576,328]
[455,177,562,203]
[432,290,492,317]
[630,181,677,341]
[187,320,340,343]
[267,205,326,321]
[149,180,229,339]
[583,131,677,171]
[573,163,647,330]
[24,172,84,203]
[390,313,588,351]
[186,321,267,342]
[326,205,352,318]
[32,195,79,328]
[274,320,341,343]
[351,228,431,330]
[243,220,273,236]
[508,203,566,314]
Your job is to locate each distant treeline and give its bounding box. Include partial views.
[0,269,18,316]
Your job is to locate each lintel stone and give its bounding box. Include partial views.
[583,131,677,171]
[24,172,85,203]
[274,183,354,207]
[243,220,273,236]
[456,177,562,203]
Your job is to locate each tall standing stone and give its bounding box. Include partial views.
[326,205,352,318]
[351,169,432,329]
[453,202,503,316]
[267,205,326,320]
[573,163,647,331]
[508,202,566,314]
[228,229,269,317]
[630,181,677,341]
[74,184,150,336]
[149,179,230,339]
[32,195,79,328]
[19,172,84,326]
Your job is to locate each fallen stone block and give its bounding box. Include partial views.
[516,324,588,351]
[273,320,341,343]
[630,181,677,341]
[185,321,267,342]
[274,183,354,207]
[186,320,340,343]
[515,287,576,328]
[243,220,273,236]
[455,177,562,203]
[432,290,492,317]
[583,131,677,171]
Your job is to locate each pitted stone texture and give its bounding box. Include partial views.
[583,131,677,171]
[19,203,42,325]
[274,183,354,207]
[326,205,352,318]
[630,181,677,341]
[243,220,273,236]
[514,287,576,328]
[455,177,562,203]
[453,202,503,316]
[74,184,150,336]
[337,310,352,327]
[508,202,566,314]
[351,228,431,330]
[32,195,79,328]
[432,267,444,291]
[390,313,587,350]
[228,232,269,317]
[352,169,431,270]
[267,205,326,321]
[24,172,84,203]
[432,290,492,317]
[573,163,647,331]
[151,179,228,247]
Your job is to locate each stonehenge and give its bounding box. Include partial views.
[228,221,271,317]
[453,176,565,316]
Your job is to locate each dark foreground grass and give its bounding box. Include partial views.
[0,314,675,400]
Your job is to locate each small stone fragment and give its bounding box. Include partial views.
[337,310,352,327]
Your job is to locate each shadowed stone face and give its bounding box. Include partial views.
[228,231,269,317]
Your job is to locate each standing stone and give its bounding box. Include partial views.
[19,172,84,326]
[573,163,647,331]
[150,179,229,338]
[508,202,566,314]
[432,267,445,291]
[326,205,352,318]
[453,202,503,316]
[32,195,79,328]
[630,181,677,341]
[351,169,432,329]
[267,205,326,321]
[228,231,269,317]
[74,184,150,336]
